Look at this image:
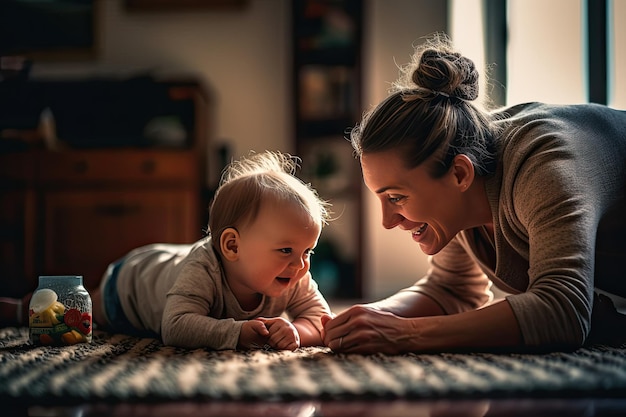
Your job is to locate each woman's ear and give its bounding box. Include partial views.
[451,154,475,191]
[220,227,240,261]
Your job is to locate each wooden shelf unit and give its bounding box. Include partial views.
[291,0,364,299]
[0,82,208,295]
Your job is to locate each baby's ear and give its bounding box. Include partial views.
[220,227,240,261]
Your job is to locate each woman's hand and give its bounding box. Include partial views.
[322,305,418,354]
[257,317,300,351]
[323,300,524,354]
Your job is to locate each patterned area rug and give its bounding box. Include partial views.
[1,327,626,404]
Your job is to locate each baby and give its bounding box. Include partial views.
[89,150,332,350]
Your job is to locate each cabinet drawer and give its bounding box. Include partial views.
[39,150,199,183]
[43,189,201,290]
[0,153,37,183]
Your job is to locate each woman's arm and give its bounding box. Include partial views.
[323,298,522,354]
[322,236,507,353]
[367,290,446,317]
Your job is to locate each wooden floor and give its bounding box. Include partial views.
[13,398,626,417]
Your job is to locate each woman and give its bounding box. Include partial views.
[322,33,626,354]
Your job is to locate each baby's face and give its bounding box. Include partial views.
[230,200,321,299]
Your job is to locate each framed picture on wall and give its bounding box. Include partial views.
[0,0,99,61]
[298,65,355,121]
[125,0,248,11]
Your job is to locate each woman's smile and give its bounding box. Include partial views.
[411,223,429,241]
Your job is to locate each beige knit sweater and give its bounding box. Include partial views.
[111,237,331,349]
[402,102,626,346]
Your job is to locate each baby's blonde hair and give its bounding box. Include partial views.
[208,151,330,255]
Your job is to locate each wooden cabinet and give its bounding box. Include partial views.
[0,80,208,295]
[291,0,363,298]
[40,150,203,291]
[0,149,205,294]
[0,154,38,297]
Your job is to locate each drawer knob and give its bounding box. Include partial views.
[73,160,88,174]
[141,159,156,174]
[95,204,140,217]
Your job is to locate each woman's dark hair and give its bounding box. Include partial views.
[350,33,500,178]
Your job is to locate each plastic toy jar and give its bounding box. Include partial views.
[29,276,92,346]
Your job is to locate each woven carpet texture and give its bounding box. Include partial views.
[1,327,625,404]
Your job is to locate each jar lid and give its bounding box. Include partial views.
[38,275,84,284]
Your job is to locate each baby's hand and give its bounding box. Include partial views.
[256,317,300,351]
[238,319,270,350]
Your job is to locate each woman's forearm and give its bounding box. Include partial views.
[402,299,523,352]
[324,295,523,354]
[369,290,446,317]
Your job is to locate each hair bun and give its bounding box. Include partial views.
[411,49,479,101]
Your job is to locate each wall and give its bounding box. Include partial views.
[27,0,447,301]
[31,0,291,187]
[28,1,623,302]
[360,0,447,300]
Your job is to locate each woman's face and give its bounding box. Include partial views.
[361,150,470,255]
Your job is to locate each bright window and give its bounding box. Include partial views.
[451,0,626,108]
[507,0,586,105]
[609,0,626,108]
